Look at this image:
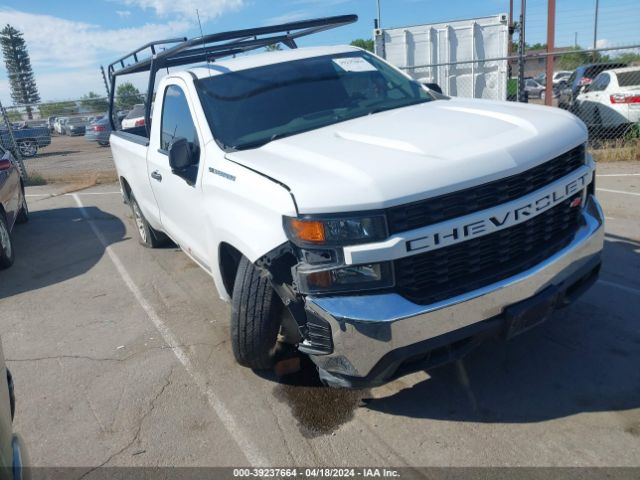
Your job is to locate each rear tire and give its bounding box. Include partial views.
[129,193,169,248]
[231,256,283,370]
[0,213,15,270]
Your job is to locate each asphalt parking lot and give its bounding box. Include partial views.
[0,161,639,472]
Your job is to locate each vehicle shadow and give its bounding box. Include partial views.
[364,235,640,422]
[0,206,126,299]
[28,150,82,159]
[270,235,639,430]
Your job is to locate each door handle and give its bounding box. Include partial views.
[151,170,162,182]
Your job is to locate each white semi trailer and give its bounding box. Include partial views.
[375,14,510,101]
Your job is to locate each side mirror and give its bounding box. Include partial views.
[168,137,194,172]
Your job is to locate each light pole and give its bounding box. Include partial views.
[376,0,382,28]
[592,0,599,61]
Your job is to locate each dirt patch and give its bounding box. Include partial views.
[23,134,116,186]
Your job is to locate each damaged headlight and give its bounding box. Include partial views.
[297,262,394,294]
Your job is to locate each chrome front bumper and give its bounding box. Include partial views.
[304,195,605,387]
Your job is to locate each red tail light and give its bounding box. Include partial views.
[134,118,145,127]
[94,125,107,132]
[610,93,640,104]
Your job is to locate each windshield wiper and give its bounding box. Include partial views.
[230,132,291,151]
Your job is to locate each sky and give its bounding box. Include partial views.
[0,0,638,104]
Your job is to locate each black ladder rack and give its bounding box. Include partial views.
[106,14,358,134]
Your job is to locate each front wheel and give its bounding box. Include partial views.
[129,193,169,248]
[231,256,283,370]
[17,140,38,158]
[0,213,14,270]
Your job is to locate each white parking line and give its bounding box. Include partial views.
[71,193,267,467]
[598,173,640,177]
[598,280,640,296]
[596,188,640,197]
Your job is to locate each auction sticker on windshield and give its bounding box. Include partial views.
[333,57,377,72]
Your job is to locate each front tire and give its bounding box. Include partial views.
[0,213,15,270]
[129,193,169,248]
[231,256,283,370]
[17,140,38,158]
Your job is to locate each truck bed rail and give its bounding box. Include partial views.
[106,15,358,136]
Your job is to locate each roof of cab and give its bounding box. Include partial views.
[188,45,360,79]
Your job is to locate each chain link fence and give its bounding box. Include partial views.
[398,44,640,161]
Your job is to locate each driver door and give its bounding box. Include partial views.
[147,81,209,268]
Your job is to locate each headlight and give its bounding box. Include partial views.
[283,215,387,246]
[298,262,394,294]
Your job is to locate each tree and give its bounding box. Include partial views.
[80,92,108,113]
[116,82,144,110]
[556,46,597,70]
[38,101,78,118]
[0,25,40,119]
[265,44,282,52]
[350,38,374,53]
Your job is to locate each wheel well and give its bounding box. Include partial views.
[120,177,132,203]
[219,243,243,299]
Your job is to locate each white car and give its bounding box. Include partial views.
[107,17,604,388]
[120,104,146,130]
[552,71,572,85]
[54,117,67,135]
[574,66,640,133]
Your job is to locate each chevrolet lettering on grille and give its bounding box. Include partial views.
[343,165,593,266]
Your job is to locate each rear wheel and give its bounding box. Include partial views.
[231,256,284,370]
[0,213,14,270]
[17,140,38,158]
[129,193,169,248]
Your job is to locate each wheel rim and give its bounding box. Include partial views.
[0,219,11,259]
[18,141,36,157]
[132,202,147,243]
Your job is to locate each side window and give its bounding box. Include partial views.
[160,85,199,162]
[590,74,610,92]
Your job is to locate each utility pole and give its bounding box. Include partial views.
[575,32,578,48]
[544,0,556,106]
[376,0,382,29]
[592,0,600,61]
[518,0,527,102]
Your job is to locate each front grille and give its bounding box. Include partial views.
[394,195,584,305]
[386,145,585,234]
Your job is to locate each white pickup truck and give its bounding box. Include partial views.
[107,17,604,388]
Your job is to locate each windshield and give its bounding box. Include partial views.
[196,51,435,151]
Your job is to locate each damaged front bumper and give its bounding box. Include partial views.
[302,195,605,388]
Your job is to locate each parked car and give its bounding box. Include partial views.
[574,66,640,136]
[0,144,28,270]
[54,117,67,135]
[524,78,546,99]
[0,123,51,158]
[120,104,145,130]
[558,62,627,110]
[536,70,572,86]
[47,116,57,133]
[109,17,604,389]
[85,117,111,146]
[0,339,28,479]
[63,117,88,136]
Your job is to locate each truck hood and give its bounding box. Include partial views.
[225,97,587,214]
